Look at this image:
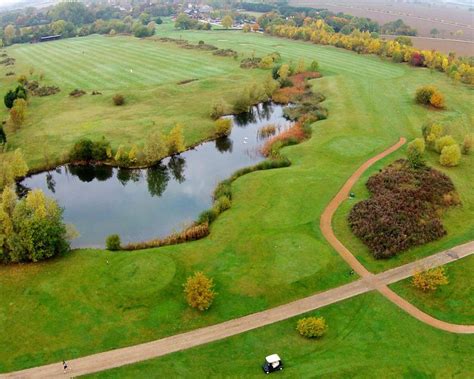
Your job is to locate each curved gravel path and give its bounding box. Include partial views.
[320,137,474,334]
[3,138,473,378]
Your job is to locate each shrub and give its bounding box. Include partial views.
[8,98,27,130]
[106,234,121,251]
[197,208,219,224]
[278,64,290,80]
[4,85,27,109]
[183,272,216,311]
[167,124,185,154]
[114,145,129,165]
[210,99,227,119]
[0,149,28,190]
[259,55,274,69]
[429,91,445,108]
[439,144,461,167]
[261,122,306,157]
[233,89,252,114]
[263,75,280,98]
[258,124,277,138]
[144,131,167,164]
[409,137,425,154]
[215,118,232,136]
[113,94,125,106]
[461,134,473,155]
[70,138,94,161]
[407,138,425,169]
[422,122,444,148]
[213,180,232,200]
[0,188,69,263]
[69,89,86,97]
[295,58,305,74]
[240,57,261,69]
[296,317,327,338]
[415,86,436,105]
[434,135,456,153]
[215,196,231,213]
[272,64,281,80]
[70,138,110,161]
[349,160,459,258]
[128,144,139,163]
[91,137,110,161]
[17,74,27,85]
[412,267,448,291]
[309,60,319,72]
[415,86,445,108]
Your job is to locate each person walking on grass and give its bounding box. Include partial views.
[63,360,68,373]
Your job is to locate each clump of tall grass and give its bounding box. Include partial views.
[123,222,209,250]
[258,124,277,139]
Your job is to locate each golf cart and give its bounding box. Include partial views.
[262,354,284,374]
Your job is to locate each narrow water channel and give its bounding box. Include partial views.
[20,103,291,248]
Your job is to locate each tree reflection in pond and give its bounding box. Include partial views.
[168,156,186,183]
[147,164,170,197]
[20,103,291,247]
[215,136,233,153]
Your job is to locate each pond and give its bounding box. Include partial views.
[20,103,291,248]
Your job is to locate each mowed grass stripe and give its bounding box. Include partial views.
[12,36,237,89]
[109,39,233,79]
[13,48,80,88]
[18,44,102,89]
[157,29,404,79]
[33,41,140,88]
[66,36,232,82]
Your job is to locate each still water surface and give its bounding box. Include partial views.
[21,103,291,247]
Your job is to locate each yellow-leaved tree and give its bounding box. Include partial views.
[183,271,216,311]
[412,267,448,291]
[167,124,185,154]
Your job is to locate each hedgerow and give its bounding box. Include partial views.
[348,159,459,259]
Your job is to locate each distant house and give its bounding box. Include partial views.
[40,35,61,42]
[198,5,213,14]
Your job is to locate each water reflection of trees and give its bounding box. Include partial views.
[68,165,113,183]
[116,168,141,185]
[68,165,96,182]
[233,102,274,127]
[147,163,170,197]
[95,166,114,182]
[168,156,186,183]
[46,173,56,193]
[215,136,233,153]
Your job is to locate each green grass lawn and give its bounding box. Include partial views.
[390,256,474,325]
[85,292,474,378]
[0,22,473,373]
[1,33,265,170]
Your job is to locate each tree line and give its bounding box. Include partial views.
[0,1,174,46]
[264,19,473,84]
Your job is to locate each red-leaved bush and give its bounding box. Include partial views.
[272,71,321,104]
[261,122,306,156]
[348,159,459,259]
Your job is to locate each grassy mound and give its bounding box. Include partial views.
[349,159,459,259]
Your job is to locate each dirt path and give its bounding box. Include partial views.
[319,137,474,334]
[3,138,473,378]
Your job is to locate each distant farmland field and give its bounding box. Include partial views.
[382,35,474,56]
[292,0,474,43]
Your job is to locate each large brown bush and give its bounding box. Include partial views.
[348,160,459,259]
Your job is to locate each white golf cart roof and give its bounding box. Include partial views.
[265,354,281,364]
